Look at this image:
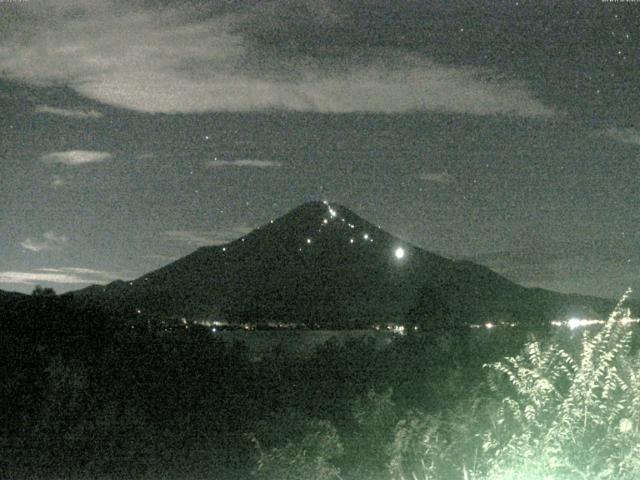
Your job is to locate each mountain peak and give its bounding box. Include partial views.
[68,201,617,327]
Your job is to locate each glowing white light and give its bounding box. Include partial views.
[621,315,639,326]
[389,324,406,335]
[363,233,369,240]
[485,322,494,329]
[136,309,142,314]
[329,208,337,217]
[222,247,226,252]
[306,238,312,244]
[394,247,405,259]
[270,220,274,224]
[350,238,354,244]
[566,317,603,329]
[323,219,329,225]
[567,318,582,330]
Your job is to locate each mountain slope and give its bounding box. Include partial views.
[70,201,616,328]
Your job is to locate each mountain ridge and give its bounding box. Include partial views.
[67,201,617,328]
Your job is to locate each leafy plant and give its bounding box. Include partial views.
[482,289,640,479]
[249,417,343,480]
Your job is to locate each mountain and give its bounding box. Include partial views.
[69,201,616,328]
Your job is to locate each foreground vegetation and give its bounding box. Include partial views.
[1,290,638,479]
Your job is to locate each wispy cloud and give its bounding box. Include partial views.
[206,159,283,169]
[164,226,254,247]
[419,172,456,184]
[21,231,68,252]
[0,267,123,286]
[52,175,66,188]
[0,1,553,116]
[602,127,640,146]
[35,105,103,119]
[42,150,112,166]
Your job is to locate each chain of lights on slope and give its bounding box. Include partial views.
[294,201,407,261]
[215,201,407,260]
[131,202,408,317]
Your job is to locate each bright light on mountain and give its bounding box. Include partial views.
[394,247,405,259]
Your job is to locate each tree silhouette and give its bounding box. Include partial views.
[32,285,56,297]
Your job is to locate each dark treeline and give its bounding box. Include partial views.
[2,291,603,479]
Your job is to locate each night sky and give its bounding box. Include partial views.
[1,0,639,298]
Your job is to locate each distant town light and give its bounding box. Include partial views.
[394,247,405,259]
[568,318,582,330]
[306,238,312,244]
[363,233,369,240]
[566,317,603,329]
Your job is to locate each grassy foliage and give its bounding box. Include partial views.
[481,290,640,479]
[375,290,640,480]
[249,417,344,480]
[4,291,639,479]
